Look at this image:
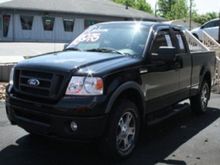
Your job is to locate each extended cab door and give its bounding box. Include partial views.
[142,27,180,112]
[172,28,192,100]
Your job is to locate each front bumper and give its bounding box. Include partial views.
[5,89,108,140]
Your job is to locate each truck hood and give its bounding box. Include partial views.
[16,51,140,74]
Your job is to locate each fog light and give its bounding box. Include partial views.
[70,121,78,131]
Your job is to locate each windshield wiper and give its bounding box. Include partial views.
[85,48,126,55]
[64,47,81,51]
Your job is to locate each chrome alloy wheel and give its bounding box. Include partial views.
[201,83,209,110]
[116,112,136,152]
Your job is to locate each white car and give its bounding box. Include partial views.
[191,18,220,41]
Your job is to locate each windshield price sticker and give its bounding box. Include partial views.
[72,32,101,45]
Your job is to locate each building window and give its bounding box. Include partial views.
[20,16,34,30]
[84,19,100,29]
[63,18,74,32]
[42,16,55,31]
[0,17,2,30]
[3,15,10,37]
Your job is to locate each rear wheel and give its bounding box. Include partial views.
[100,100,140,160]
[190,81,210,114]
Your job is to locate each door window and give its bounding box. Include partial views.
[151,30,173,54]
[3,15,10,37]
[203,20,219,28]
[173,30,187,53]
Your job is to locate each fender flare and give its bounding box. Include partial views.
[105,81,145,116]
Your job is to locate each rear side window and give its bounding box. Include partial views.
[173,30,187,53]
[203,20,219,28]
[151,29,173,54]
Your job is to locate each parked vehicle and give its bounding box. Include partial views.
[6,21,216,159]
[191,18,220,41]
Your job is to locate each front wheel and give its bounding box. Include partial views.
[190,81,210,114]
[100,100,140,160]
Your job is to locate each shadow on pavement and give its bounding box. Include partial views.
[0,106,220,165]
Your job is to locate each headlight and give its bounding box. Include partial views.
[65,76,103,95]
[9,67,14,85]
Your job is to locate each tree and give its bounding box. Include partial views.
[192,12,218,25]
[157,0,176,17]
[157,0,188,20]
[113,0,153,13]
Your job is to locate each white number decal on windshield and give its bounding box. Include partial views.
[72,33,101,45]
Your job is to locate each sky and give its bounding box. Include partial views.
[147,0,220,14]
[0,0,219,14]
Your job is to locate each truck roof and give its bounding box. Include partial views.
[96,21,184,30]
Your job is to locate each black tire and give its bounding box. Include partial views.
[100,99,141,160]
[190,81,210,114]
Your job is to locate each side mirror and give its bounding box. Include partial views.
[157,46,176,63]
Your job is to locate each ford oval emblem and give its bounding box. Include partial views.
[27,78,40,87]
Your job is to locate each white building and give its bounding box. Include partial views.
[0,0,164,42]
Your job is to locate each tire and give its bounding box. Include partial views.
[100,99,141,160]
[190,81,210,114]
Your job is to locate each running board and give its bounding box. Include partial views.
[147,103,189,126]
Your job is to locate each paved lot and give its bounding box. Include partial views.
[0,42,65,63]
[0,94,220,165]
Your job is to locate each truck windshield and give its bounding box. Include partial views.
[66,23,150,57]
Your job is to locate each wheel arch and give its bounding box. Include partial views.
[200,67,212,89]
[105,81,145,126]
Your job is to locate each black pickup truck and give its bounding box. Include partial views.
[6,21,216,159]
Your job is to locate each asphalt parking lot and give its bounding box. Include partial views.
[0,42,65,63]
[0,94,220,165]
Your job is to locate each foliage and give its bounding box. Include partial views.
[113,0,153,13]
[157,0,188,20]
[192,12,219,25]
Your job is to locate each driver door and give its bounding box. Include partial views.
[142,28,180,112]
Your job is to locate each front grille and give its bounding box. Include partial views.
[14,69,65,99]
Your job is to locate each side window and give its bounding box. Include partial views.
[84,19,100,29]
[151,30,173,54]
[203,21,216,28]
[213,20,220,27]
[3,15,10,37]
[63,18,74,32]
[42,16,55,31]
[0,17,2,31]
[174,30,187,53]
[20,15,34,30]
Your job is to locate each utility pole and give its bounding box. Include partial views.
[155,0,158,16]
[189,0,192,30]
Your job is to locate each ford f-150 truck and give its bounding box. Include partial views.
[5,21,216,159]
